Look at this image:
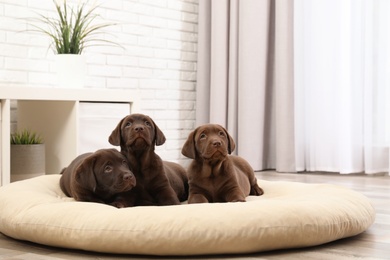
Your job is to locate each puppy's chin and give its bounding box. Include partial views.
[127,137,150,151]
[115,181,136,193]
[122,183,136,192]
[202,149,228,162]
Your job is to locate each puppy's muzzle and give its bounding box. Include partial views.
[123,172,136,186]
[209,138,225,151]
[133,125,144,133]
[123,172,133,181]
[212,140,222,147]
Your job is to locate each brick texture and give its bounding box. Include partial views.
[0,0,198,165]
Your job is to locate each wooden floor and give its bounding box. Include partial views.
[1,171,389,259]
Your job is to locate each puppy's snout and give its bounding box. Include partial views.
[212,140,222,147]
[123,173,133,181]
[134,125,144,132]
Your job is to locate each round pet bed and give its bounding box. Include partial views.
[0,175,375,256]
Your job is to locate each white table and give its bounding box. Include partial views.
[0,87,139,186]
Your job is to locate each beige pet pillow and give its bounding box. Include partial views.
[0,175,375,255]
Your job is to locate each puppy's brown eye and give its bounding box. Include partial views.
[104,165,113,173]
[200,133,206,139]
[145,121,151,127]
[125,122,132,127]
[219,131,225,137]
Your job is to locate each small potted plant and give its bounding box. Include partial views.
[29,0,120,88]
[11,130,45,182]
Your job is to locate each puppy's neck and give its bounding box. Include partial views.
[123,146,157,172]
[200,158,225,178]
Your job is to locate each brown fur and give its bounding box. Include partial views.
[108,113,188,206]
[181,124,264,203]
[59,148,136,208]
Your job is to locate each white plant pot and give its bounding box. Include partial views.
[55,54,86,88]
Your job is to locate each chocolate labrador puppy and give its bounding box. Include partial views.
[181,124,264,203]
[109,113,188,206]
[59,148,136,208]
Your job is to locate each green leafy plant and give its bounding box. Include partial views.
[30,0,119,54]
[11,130,43,145]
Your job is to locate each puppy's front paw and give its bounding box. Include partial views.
[110,201,126,208]
[158,198,180,206]
[251,184,264,196]
[225,191,246,202]
[188,193,209,204]
[230,198,246,202]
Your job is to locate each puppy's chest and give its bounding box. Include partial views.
[196,168,228,189]
[194,173,231,202]
[193,162,234,189]
[201,162,228,179]
[204,170,222,180]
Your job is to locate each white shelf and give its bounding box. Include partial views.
[0,87,140,186]
[0,87,139,103]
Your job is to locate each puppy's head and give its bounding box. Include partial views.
[74,149,136,200]
[109,113,166,152]
[181,124,236,161]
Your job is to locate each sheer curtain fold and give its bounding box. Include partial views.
[237,0,275,170]
[273,0,296,172]
[195,0,211,126]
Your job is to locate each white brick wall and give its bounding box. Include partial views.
[0,0,198,165]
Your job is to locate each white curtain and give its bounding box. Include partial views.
[294,0,390,174]
[196,0,390,175]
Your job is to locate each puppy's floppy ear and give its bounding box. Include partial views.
[109,117,125,146]
[181,129,196,159]
[74,155,97,197]
[220,125,236,154]
[150,118,166,146]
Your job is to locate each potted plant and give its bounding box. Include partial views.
[11,130,45,182]
[30,0,120,88]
